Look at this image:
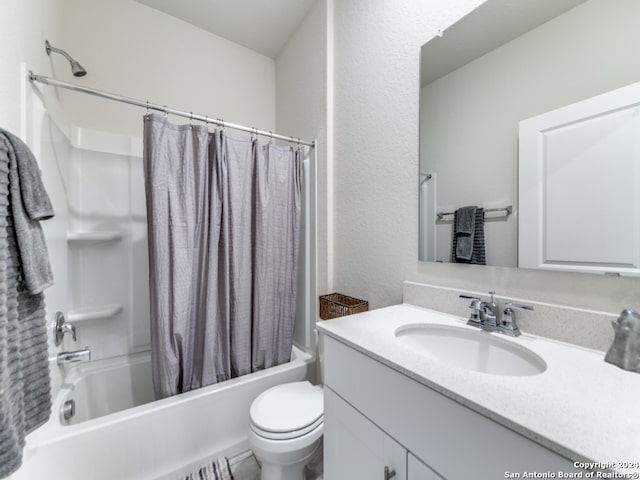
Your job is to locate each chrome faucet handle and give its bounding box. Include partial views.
[500,302,534,337]
[504,302,534,312]
[459,294,484,326]
[53,311,77,346]
[459,294,481,301]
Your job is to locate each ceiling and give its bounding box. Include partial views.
[420,0,587,86]
[136,0,317,58]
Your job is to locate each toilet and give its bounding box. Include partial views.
[248,381,324,480]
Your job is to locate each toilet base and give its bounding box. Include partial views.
[255,439,321,480]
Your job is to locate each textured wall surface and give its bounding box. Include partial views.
[0,0,64,135]
[331,0,639,315]
[276,0,328,346]
[59,0,276,138]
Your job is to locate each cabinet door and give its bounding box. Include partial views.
[408,453,443,480]
[519,80,640,275]
[324,387,406,480]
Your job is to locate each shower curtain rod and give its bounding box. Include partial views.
[28,72,316,148]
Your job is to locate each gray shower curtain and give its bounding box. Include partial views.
[143,114,302,399]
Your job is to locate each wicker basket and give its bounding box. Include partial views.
[319,293,368,320]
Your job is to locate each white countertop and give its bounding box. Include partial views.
[316,303,640,473]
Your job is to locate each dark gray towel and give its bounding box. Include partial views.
[454,206,477,260]
[452,207,486,265]
[0,133,53,478]
[0,129,54,294]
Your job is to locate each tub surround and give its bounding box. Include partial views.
[316,303,640,473]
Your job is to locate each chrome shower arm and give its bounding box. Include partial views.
[45,41,73,62]
[45,40,87,77]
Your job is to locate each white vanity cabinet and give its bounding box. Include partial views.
[322,334,577,480]
[325,388,408,480]
[408,454,442,480]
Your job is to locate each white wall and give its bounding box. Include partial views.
[420,0,640,267]
[0,3,64,478]
[276,0,328,346]
[58,0,276,138]
[331,0,640,315]
[0,0,64,135]
[28,0,279,362]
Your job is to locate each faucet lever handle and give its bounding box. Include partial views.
[459,294,482,307]
[459,294,481,301]
[459,294,484,326]
[69,324,77,342]
[459,294,483,312]
[499,302,534,337]
[53,311,77,346]
[504,302,534,312]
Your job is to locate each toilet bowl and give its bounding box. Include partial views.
[248,381,323,480]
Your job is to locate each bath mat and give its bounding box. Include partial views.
[184,457,233,480]
[183,448,323,480]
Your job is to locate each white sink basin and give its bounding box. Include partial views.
[395,324,547,376]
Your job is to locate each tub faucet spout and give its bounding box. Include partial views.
[57,347,91,366]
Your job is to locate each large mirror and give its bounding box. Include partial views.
[419,0,640,275]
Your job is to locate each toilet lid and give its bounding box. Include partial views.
[250,381,323,434]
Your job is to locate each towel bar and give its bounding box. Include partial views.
[437,205,512,220]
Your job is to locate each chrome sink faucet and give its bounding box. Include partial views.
[460,291,499,331]
[459,292,533,336]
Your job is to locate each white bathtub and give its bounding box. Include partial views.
[16,346,314,480]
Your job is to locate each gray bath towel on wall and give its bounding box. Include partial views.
[143,114,301,400]
[0,129,55,294]
[452,207,486,265]
[0,132,54,478]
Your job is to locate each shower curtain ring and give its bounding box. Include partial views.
[204,115,209,126]
[269,131,273,145]
[189,112,193,128]
[163,106,168,118]
[145,100,150,117]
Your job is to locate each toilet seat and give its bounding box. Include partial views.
[249,381,323,441]
[250,414,323,440]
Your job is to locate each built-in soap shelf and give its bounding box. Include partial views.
[66,304,123,323]
[67,231,123,245]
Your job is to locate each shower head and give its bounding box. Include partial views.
[45,40,87,77]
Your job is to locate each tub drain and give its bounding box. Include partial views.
[62,399,75,422]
